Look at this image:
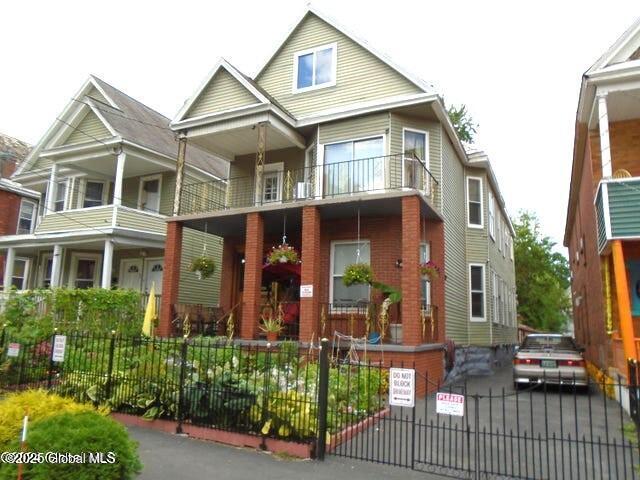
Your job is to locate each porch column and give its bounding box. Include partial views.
[113,151,126,206]
[101,239,113,289]
[300,206,321,342]
[50,244,63,288]
[254,123,266,205]
[3,247,15,291]
[172,134,187,216]
[401,195,421,346]
[611,240,639,365]
[597,93,613,178]
[46,163,58,215]
[241,212,264,339]
[159,221,183,336]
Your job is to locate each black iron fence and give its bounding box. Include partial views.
[179,153,439,216]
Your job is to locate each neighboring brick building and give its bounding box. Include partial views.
[158,7,517,388]
[0,132,38,287]
[564,18,640,380]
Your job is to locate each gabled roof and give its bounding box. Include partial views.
[16,76,228,179]
[254,6,434,94]
[587,17,640,73]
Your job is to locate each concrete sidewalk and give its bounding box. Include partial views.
[129,426,442,480]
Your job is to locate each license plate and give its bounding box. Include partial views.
[541,360,557,369]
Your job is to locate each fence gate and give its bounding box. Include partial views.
[323,357,640,480]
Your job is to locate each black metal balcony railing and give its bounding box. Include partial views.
[179,153,439,216]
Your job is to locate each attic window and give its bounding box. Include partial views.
[293,43,337,93]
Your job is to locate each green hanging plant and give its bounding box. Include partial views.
[343,263,373,286]
[189,256,216,280]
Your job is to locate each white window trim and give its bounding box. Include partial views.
[261,162,284,204]
[53,178,71,212]
[68,252,102,288]
[488,192,495,240]
[329,239,371,306]
[401,127,430,191]
[292,42,338,94]
[492,271,499,324]
[497,214,502,252]
[420,242,431,305]
[16,198,37,235]
[469,263,486,322]
[12,257,30,291]
[510,237,514,261]
[138,174,163,212]
[80,179,109,209]
[466,176,484,229]
[39,253,54,288]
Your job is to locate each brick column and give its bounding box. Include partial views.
[240,212,264,339]
[159,221,183,336]
[300,206,321,342]
[401,196,421,346]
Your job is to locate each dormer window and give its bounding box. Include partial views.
[293,43,337,93]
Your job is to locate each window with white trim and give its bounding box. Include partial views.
[293,43,336,92]
[469,264,485,321]
[42,255,53,288]
[330,240,370,306]
[83,181,106,208]
[497,214,502,252]
[16,199,37,234]
[510,237,514,261]
[488,193,495,240]
[420,242,431,306]
[492,271,499,323]
[139,175,162,212]
[12,258,29,290]
[54,181,67,212]
[503,223,508,258]
[467,177,483,227]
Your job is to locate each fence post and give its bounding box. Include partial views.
[104,331,116,401]
[47,331,57,390]
[260,343,272,451]
[176,336,189,434]
[316,338,330,461]
[474,394,480,480]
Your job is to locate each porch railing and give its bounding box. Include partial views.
[179,153,439,215]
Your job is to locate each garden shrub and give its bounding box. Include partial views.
[0,411,142,480]
[0,390,107,448]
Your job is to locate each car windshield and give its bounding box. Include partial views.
[522,336,576,351]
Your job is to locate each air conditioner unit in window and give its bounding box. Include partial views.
[295,182,312,199]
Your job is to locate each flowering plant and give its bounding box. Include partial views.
[419,260,440,281]
[267,244,300,265]
[189,256,216,279]
[343,263,373,286]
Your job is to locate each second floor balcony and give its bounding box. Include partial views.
[179,153,439,216]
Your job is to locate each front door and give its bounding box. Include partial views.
[144,258,164,293]
[120,259,143,290]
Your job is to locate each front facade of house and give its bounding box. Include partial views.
[565,19,640,380]
[0,77,226,309]
[159,7,517,380]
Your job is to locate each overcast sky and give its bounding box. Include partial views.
[0,1,636,251]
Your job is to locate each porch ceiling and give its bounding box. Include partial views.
[180,191,442,237]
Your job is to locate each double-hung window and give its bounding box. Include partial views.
[492,271,499,323]
[293,43,337,93]
[469,264,485,321]
[488,193,495,239]
[330,240,370,307]
[12,258,29,290]
[467,177,483,228]
[420,242,431,306]
[83,181,106,208]
[17,199,37,234]
[54,181,67,212]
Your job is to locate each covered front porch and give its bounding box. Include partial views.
[160,192,444,348]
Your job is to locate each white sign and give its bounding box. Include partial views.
[300,284,313,298]
[436,392,465,416]
[389,368,415,407]
[7,343,20,358]
[52,335,67,362]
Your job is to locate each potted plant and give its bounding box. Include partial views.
[189,256,216,280]
[260,305,283,342]
[419,260,440,282]
[267,244,300,265]
[343,263,373,286]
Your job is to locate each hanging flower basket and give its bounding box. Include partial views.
[189,256,216,280]
[419,260,440,282]
[267,244,300,265]
[343,263,373,286]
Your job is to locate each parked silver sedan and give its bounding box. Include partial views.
[513,334,588,388]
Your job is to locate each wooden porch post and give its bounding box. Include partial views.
[611,240,638,364]
[254,123,266,205]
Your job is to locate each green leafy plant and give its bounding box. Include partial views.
[447,104,478,143]
[0,411,142,480]
[189,256,216,279]
[343,263,373,286]
[260,304,284,334]
[267,244,299,265]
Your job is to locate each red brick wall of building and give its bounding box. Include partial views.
[0,189,22,284]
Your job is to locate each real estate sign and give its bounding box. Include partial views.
[389,368,415,407]
[436,392,465,416]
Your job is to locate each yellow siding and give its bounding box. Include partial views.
[35,207,113,233]
[319,113,388,144]
[186,70,260,119]
[120,172,176,216]
[256,13,423,118]
[114,207,166,234]
[63,110,111,145]
[178,228,223,306]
